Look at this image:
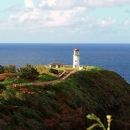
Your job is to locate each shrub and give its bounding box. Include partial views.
[0,84,6,90]
[4,65,16,73]
[0,103,9,116]
[24,122,32,129]
[11,116,19,126]
[49,68,58,74]
[0,113,3,119]
[18,63,39,78]
[1,89,17,101]
[20,108,42,123]
[16,92,26,101]
[37,73,57,82]
[0,65,4,74]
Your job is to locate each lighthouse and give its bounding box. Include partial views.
[73,47,80,68]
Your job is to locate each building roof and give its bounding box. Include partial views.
[50,62,64,65]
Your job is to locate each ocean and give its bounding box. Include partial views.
[0,43,130,83]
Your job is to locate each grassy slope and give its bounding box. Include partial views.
[0,67,130,129]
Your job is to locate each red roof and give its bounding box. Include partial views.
[74,47,79,51]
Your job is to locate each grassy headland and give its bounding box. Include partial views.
[0,64,130,130]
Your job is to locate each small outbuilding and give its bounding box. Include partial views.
[49,62,64,68]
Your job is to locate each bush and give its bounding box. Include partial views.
[20,108,43,123]
[11,116,19,126]
[37,73,57,82]
[4,65,16,73]
[0,65,4,74]
[1,89,17,101]
[24,122,32,129]
[18,63,39,78]
[0,84,6,90]
[49,68,58,74]
[0,113,3,119]
[0,104,9,116]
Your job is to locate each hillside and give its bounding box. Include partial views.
[0,67,130,130]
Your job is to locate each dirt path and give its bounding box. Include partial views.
[33,70,77,87]
[12,70,77,93]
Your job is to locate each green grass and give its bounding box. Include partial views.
[36,73,57,82]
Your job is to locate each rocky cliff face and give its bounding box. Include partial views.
[0,67,130,130]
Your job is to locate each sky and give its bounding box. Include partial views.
[0,0,130,43]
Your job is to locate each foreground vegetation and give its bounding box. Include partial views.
[0,64,130,129]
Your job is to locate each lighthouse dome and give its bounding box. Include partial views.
[74,47,79,51]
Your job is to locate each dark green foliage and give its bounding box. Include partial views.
[4,64,16,73]
[37,73,57,82]
[32,94,52,119]
[49,101,62,114]
[0,104,9,116]
[2,78,28,85]
[18,63,39,78]
[52,80,69,93]
[1,89,17,101]
[11,116,19,126]
[24,122,33,130]
[7,126,12,130]
[49,68,58,74]
[0,65,4,74]
[64,100,77,110]
[0,84,6,90]
[0,113,3,119]
[20,108,43,123]
[37,104,52,119]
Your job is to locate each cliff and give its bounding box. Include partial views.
[0,67,130,130]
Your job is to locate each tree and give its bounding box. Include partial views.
[0,65,4,74]
[18,63,39,78]
[4,65,16,73]
[8,65,16,73]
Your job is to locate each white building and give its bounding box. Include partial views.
[73,47,80,68]
[49,62,64,68]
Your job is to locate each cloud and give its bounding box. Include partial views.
[83,0,130,8]
[38,0,78,10]
[9,0,87,29]
[24,0,34,8]
[0,0,120,37]
[97,17,116,27]
[124,18,130,26]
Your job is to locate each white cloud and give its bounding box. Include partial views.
[38,0,83,10]
[0,0,121,40]
[47,0,56,6]
[19,8,40,22]
[82,0,130,8]
[24,0,34,8]
[97,17,116,27]
[124,18,130,26]
[9,0,87,29]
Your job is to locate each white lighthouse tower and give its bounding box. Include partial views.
[73,47,80,68]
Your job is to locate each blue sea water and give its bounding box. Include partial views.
[0,43,130,83]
